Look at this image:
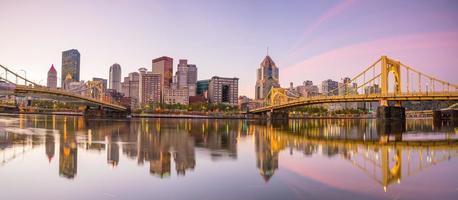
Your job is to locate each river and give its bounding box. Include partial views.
[0,114,457,200]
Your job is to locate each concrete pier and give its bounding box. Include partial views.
[377,106,406,120]
[266,111,289,121]
[433,109,458,121]
[83,106,129,118]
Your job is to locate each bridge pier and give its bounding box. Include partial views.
[266,111,289,122]
[377,119,406,142]
[0,105,19,113]
[83,106,129,118]
[433,109,458,129]
[377,106,406,120]
[433,110,458,121]
[246,111,289,123]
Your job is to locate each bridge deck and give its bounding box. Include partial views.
[250,92,458,113]
[14,85,127,111]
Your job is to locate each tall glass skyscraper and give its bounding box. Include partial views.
[109,63,122,92]
[61,49,80,87]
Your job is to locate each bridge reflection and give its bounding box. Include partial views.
[251,119,458,191]
[0,115,457,191]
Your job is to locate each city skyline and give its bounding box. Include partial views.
[1,0,458,98]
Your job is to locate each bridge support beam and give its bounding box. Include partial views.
[377,106,406,120]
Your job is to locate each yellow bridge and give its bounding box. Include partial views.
[14,85,126,111]
[0,64,127,112]
[250,56,458,114]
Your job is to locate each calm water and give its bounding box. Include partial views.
[0,115,457,200]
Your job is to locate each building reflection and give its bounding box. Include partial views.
[45,134,55,162]
[0,115,457,191]
[59,117,77,179]
[107,134,120,167]
[150,152,171,178]
[255,132,278,182]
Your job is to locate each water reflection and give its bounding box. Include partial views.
[0,115,457,194]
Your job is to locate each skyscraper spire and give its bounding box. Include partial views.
[267,46,269,56]
[255,52,280,100]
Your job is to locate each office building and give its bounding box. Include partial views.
[255,55,280,100]
[47,64,57,89]
[208,76,239,105]
[139,68,161,104]
[176,59,188,88]
[152,56,173,96]
[121,72,140,103]
[196,80,209,97]
[322,79,339,96]
[109,63,122,92]
[61,49,80,87]
[187,64,197,85]
[296,80,319,97]
[62,73,74,91]
[163,83,189,105]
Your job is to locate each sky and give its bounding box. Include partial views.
[1,0,457,98]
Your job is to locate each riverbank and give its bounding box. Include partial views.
[132,113,246,119]
[289,113,376,119]
[0,111,433,119]
[0,112,83,117]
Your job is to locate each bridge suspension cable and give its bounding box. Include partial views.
[0,64,42,87]
[258,55,458,111]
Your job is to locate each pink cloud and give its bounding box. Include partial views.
[282,31,458,86]
[289,0,356,54]
[280,156,376,195]
[279,153,458,197]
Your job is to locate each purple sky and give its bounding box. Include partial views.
[1,0,457,97]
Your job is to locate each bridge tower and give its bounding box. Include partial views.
[377,56,405,120]
[380,56,401,106]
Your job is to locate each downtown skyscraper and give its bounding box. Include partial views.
[152,56,173,101]
[47,64,57,89]
[138,67,161,104]
[152,56,173,89]
[175,59,198,97]
[109,63,122,92]
[61,49,80,86]
[255,55,280,100]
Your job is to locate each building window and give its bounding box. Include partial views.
[222,85,230,103]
